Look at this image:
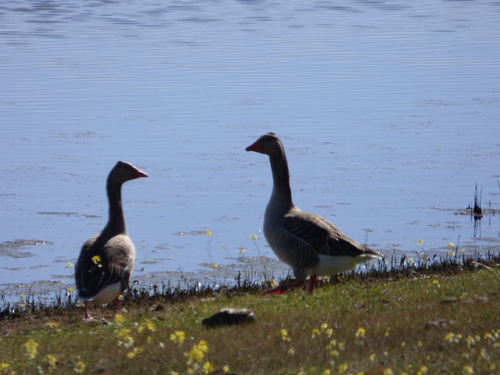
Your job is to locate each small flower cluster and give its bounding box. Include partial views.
[170,330,186,344]
[186,340,214,374]
[312,323,334,339]
[444,332,462,343]
[25,339,39,359]
[117,328,135,348]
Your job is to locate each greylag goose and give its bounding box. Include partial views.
[75,161,147,319]
[246,133,383,294]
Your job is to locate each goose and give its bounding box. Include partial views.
[246,132,383,294]
[75,161,147,319]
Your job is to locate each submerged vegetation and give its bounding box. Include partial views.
[0,250,499,374]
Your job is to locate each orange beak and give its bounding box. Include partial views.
[246,139,262,152]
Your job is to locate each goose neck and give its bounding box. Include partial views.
[105,178,127,235]
[269,151,293,207]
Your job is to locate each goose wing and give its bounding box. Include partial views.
[282,211,373,262]
[75,234,134,300]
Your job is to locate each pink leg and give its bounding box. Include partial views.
[84,301,92,320]
[262,280,305,295]
[113,297,120,315]
[308,275,317,294]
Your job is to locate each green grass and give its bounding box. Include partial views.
[0,256,499,375]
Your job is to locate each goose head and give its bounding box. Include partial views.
[109,161,148,185]
[246,132,283,156]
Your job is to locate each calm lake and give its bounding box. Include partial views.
[1,0,499,301]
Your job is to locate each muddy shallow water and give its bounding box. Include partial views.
[1,0,500,302]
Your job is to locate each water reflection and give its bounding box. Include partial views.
[1,0,499,299]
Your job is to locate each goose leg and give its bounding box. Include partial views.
[262,280,305,295]
[308,275,317,294]
[84,301,92,320]
[113,297,120,315]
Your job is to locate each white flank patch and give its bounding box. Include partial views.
[312,255,374,276]
[84,282,122,306]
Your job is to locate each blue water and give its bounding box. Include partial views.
[1,0,499,299]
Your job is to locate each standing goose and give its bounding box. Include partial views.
[246,133,383,294]
[75,161,147,319]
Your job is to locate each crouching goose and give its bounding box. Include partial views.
[246,133,383,294]
[75,161,147,319]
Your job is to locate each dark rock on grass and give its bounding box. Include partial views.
[202,308,254,328]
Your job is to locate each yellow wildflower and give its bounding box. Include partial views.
[249,234,258,239]
[187,341,209,364]
[170,330,186,344]
[483,332,494,341]
[117,328,131,338]
[222,365,230,373]
[383,369,394,375]
[280,329,290,341]
[115,313,125,325]
[0,363,10,370]
[323,370,331,375]
[117,328,134,348]
[445,332,456,343]
[198,340,209,353]
[44,322,60,329]
[330,349,340,357]
[312,328,320,338]
[417,239,424,245]
[45,354,57,371]
[447,242,454,247]
[339,364,348,373]
[369,353,376,362]
[74,361,86,373]
[25,338,39,359]
[355,327,366,338]
[417,366,428,375]
[65,262,73,268]
[205,229,212,236]
[479,348,488,360]
[202,362,214,374]
[127,347,144,359]
[466,336,475,347]
[462,365,473,375]
[91,255,101,264]
[138,320,156,333]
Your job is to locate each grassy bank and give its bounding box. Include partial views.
[0,255,499,375]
